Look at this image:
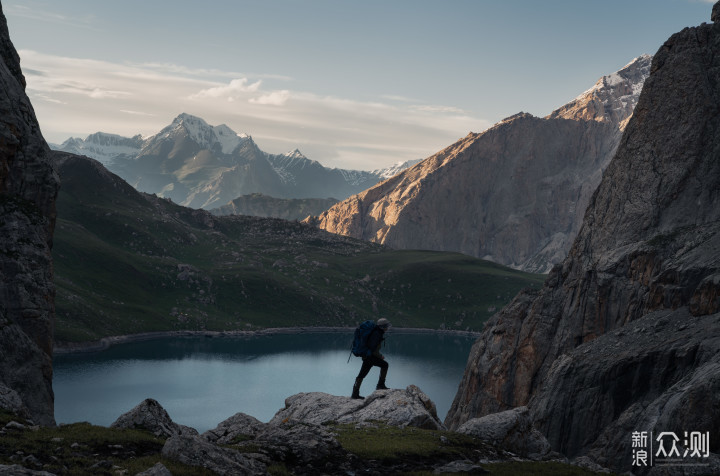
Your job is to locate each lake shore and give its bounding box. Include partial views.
[53,326,482,355]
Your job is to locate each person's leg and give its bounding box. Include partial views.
[352,358,374,399]
[376,359,389,390]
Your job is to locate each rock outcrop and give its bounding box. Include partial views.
[128,387,448,475]
[446,4,720,473]
[269,385,444,430]
[201,411,267,445]
[456,406,552,460]
[309,56,651,273]
[161,433,268,475]
[110,398,198,438]
[0,4,59,426]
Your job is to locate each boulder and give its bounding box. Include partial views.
[269,385,444,430]
[202,412,267,445]
[0,384,30,419]
[161,433,266,475]
[0,465,55,475]
[456,406,551,459]
[252,420,345,466]
[433,460,487,474]
[713,1,720,23]
[134,462,172,476]
[110,398,197,438]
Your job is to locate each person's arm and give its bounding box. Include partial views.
[367,329,384,358]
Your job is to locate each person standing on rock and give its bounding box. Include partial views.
[351,318,391,399]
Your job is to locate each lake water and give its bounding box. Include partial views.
[53,331,477,433]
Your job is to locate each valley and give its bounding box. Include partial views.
[52,152,544,343]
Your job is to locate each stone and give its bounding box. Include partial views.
[134,462,173,476]
[161,433,266,475]
[110,398,198,438]
[713,1,720,22]
[202,412,267,444]
[269,385,444,430]
[5,421,26,431]
[456,407,551,459]
[253,420,344,466]
[0,384,29,419]
[433,459,487,474]
[0,465,56,475]
[0,3,59,427]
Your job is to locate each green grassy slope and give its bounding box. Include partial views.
[52,153,546,343]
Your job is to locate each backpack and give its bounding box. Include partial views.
[349,320,376,360]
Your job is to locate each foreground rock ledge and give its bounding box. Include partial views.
[270,384,445,430]
[114,386,509,475]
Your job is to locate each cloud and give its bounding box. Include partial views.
[249,90,291,106]
[132,62,293,82]
[410,105,468,114]
[190,78,263,100]
[120,109,155,117]
[18,49,491,170]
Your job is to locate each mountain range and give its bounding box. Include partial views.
[307,55,652,273]
[53,115,421,210]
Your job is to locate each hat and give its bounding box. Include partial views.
[376,318,391,329]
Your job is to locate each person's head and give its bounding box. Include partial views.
[377,318,391,331]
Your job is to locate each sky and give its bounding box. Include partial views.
[4,0,715,171]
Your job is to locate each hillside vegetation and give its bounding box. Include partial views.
[52,153,545,343]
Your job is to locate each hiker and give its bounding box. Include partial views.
[351,318,391,399]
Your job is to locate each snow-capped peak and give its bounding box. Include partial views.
[372,158,424,179]
[284,148,306,160]
[55,132,143,164]
[547,54,652,124]
[157,113,250,154]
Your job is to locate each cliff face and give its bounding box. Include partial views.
[446,7,720,472]
[309,57,651,273]
[0,5,59,425]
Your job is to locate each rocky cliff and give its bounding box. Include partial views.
[0,4,59,425]
[308,56,651,273]
[446,5,720,473]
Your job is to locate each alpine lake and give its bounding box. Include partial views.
[53,330,477,433]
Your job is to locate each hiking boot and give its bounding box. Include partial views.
[351,378,364,399]
[376,367,389,390]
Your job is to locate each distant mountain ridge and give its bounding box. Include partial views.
[210,193,339,221]
[53,114,419,210]
[308,55,652,273]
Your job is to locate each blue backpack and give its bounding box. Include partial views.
[349,320,376,360]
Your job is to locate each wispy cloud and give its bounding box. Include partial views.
[19,50,490,170]
[5,4,98,30]
[190,78,263,100]
[120,110,155,117]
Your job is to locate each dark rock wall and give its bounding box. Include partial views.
[0,3,59,425]
[447,7,720,473]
